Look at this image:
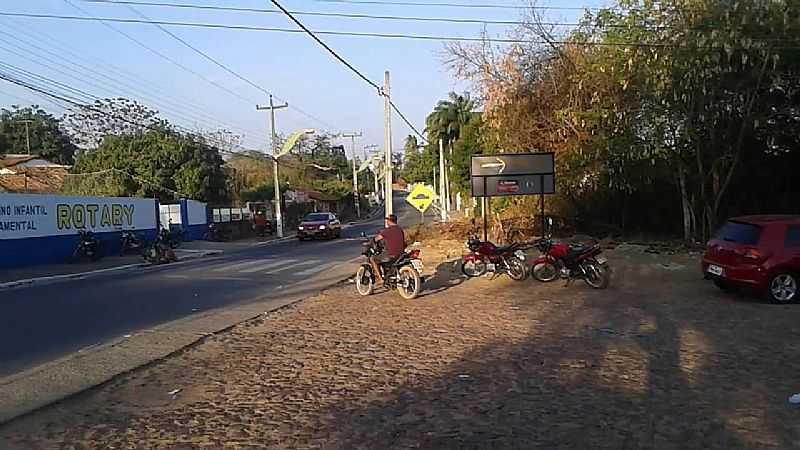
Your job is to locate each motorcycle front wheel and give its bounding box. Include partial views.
[584,261,610,289]
[506,257,528,281]
[532,262,559,282]
[397,266,421,300]
[461,259,487,278]
[355,265,375,296]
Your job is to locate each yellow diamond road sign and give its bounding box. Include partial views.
[406,184,437,214]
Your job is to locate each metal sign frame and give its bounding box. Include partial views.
[470,152,556,241]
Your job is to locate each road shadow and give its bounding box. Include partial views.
[306,253,799,449]
[419,259,465,298]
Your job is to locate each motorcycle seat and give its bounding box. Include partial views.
[567,244,596,258]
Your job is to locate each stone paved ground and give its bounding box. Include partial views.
[1,242,799,449]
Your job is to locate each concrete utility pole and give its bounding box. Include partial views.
[17,119,33,154]
[256,95,289,238]
[438,139,447,222]
[342,132,363,218]
[383,71,394,216]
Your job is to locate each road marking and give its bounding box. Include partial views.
[239,259,298,274]
[163,274,252,281]
[210,258,275,272]
[268,259,321,275]
[294,262,338,277]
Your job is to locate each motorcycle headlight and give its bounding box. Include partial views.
[319,225,326,230]
[298,226,304,230]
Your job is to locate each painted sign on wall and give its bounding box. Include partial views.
[0,193,157,240]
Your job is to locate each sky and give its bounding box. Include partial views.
[0,0,609,160]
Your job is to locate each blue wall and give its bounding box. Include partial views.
[0,228,159,269]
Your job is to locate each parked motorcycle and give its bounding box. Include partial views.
[204,223,230,242]
[144,228,178,264]
[119,229,145,256]
[530,217,611,289]
[354,233,423,300]
[461,237,528,281]
[72,230,101,262]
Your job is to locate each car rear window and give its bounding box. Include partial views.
[715,221,763,245]
[785,225,800,247]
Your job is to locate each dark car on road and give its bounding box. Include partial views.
[297,212,342,240]
[703,215,800,304]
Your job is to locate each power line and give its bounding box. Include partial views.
[5,12,795,48]
[309,0,542,9]
[123,3,335,132]
[268,0,427,143]
[0,19,268,144]
[79,0,523,25]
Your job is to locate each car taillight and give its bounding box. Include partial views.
[743,248,767,260]
[409,249,421,259]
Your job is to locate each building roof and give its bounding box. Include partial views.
[306,190,341,202]
[0,155,37,169]
[0,166,69,194]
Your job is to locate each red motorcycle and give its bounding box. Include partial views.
[530,218,611,289]
[461,237,528,281]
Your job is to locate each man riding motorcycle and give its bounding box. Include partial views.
[370,214,406,285]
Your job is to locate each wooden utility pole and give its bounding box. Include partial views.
[256,95,289,237]
[383,71,393,216]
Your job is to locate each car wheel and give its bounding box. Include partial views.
[713,279,738,293]
[767,273,798,304]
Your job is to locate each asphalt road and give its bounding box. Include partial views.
[0,193,425,378]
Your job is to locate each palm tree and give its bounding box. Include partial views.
[424,92,477,213]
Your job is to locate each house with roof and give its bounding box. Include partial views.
[0,154,71,194]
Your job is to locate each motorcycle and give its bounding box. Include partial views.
[461,237,528,281]
[144,228,178,264]
[530,217,611,289]
[119,229,145,256]
[204,223,230,242]
[354,233,424,300]
[72,230,102,262]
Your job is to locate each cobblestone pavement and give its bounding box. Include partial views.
[1,244,799,449]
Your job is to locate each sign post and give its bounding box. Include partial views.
[470,153,555,242]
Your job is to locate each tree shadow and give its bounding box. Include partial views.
[308,258,799,449]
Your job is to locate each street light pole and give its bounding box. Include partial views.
[256,95,288,238]
[342,132,363,219]
[383,71,394,216]
[16,119,33,154]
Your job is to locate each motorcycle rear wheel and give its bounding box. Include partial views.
[584,261,610,289]
[355,265,374,296]
[396,266,421,300]
[532,262,559,282]
[461,260,487,278]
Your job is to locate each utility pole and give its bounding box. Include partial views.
[342,132,363,218]
[438,139,447,222]
[256,95,289,238]
[383,71,394,216]
[17,119,33,154]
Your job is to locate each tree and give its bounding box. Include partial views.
[0,105,76,163]
[61,98,167,150]
[63,129,228,203]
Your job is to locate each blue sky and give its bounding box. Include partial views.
[0,0,608,158]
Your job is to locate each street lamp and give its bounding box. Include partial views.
[273,128,314,238]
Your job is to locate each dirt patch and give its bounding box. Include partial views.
[1,247,799,449]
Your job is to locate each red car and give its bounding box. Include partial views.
[297,212,342,240]
[703,215,800,304]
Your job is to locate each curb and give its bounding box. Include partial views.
[0,249,222,292]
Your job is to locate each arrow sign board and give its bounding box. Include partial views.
[406,184,437,214]
[471,152,555,197]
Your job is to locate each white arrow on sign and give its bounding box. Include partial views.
[480,157,506,174]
